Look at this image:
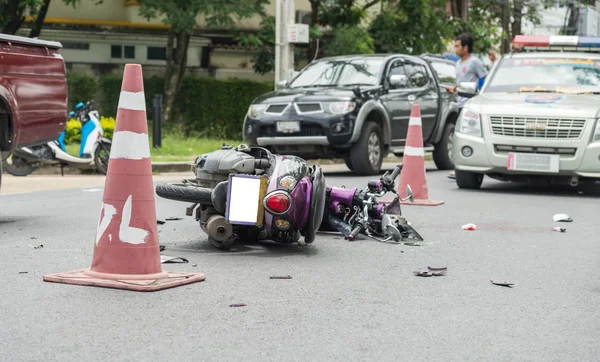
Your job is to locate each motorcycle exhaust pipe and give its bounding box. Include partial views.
[206,214,233,242]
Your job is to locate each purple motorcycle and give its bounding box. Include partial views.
[155,144,421,250]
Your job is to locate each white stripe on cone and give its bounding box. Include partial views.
[109,131,151,160]
[118,91,146,111]
[404,146,424,157]
[408,116,422,126]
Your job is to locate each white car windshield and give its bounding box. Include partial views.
[485,57,600,94]
[288,58,384,88]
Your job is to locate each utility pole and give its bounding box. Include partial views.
[274,0,308,89]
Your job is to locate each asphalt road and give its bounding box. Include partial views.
[1,163,599,361]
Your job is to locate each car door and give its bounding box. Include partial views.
[379,58,417,148]
[403,60,440,141]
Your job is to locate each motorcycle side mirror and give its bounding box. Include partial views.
[381,214,402,242]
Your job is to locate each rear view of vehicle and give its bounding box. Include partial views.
[452,35,600,189]
[0,34,68,190]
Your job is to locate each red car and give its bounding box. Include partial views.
[0,34,68,190]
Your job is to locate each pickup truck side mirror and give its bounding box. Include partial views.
[389,74,409,89]
[457,82,478,98]
[276,80,288,90]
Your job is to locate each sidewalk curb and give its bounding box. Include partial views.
[16,153,433,175]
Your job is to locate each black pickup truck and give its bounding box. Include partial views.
[242,53,459,175]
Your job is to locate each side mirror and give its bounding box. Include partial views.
[457,81,478,98]
[405,185,414,203]
[389,74,409,88]
[276,80,288,90]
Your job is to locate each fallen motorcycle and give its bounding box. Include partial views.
[155,144,422,250]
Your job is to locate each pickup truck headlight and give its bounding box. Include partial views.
[247,104,269,118]
[592,119,600,143]
[457,109,482,137]
[324,101,356,115]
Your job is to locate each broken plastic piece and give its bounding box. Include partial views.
[166,217,183,221]
[157,220,166,225]
[551,226,566,232]
[159,245,166,252]
[462,223,477,230]
[270,275,292,279]
[490,279,514,288]
[229,303,246,307]
[30,244,43,249]
[160,255,189,264]
[553,213,573,222]
[414,266,447,277]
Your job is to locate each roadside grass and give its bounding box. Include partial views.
[66,133,243,163]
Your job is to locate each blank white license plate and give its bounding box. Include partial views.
[507,152,559,173]
[276,121,300,133]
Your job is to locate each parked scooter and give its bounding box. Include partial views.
[155,143,422,250]
[3,101,112,176]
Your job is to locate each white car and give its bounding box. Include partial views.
[452,35,600,189]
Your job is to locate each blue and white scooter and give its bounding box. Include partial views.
[3,101,112,176]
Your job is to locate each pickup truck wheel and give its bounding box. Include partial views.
[432,122,455,170]
[344,157,354,170]
[455,170,484,189]
[350,122,383,176]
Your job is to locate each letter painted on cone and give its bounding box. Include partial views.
[95,194,149,245]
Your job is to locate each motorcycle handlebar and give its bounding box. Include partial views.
[347,223,364,241]
[390,163,402,181]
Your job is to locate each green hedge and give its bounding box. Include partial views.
[67,72,273,139]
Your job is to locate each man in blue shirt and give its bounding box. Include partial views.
[446,33,488,179]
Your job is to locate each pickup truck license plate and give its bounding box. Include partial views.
[507,152,559,173]
[276,121,300,133]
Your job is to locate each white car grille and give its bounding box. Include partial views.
[489,116,586,139]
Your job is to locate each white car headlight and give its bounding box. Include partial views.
[247,104,269,118]
[592,119,600,143]
[324,101,356,115]
[457,109,482,137]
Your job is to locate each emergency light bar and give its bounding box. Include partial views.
[512,35,600,52]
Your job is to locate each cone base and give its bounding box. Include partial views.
[43,269,206,292]
[401,199,445,206]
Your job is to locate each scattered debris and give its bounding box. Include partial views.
[159,245,166,252]
[414,266,447,277]
[270,275,292,279]
[490,279,514,288]
[30,244,43,249]
[30,237,37,240]
[192,264,198,267]
[165,217,183,221]
[157,220,166,225]
[553,213,573,222]
[160,255,189,264]
[404,242,422,247]
[229,303,246,307]
[462,223,477,231]
[18,271,28,274]
[551,226,566,233]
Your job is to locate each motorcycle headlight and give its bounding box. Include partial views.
[592,118,600,143]
[247,104,269,118]
[324,101,356,115]
[457,109,482,137]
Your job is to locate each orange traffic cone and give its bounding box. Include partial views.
[43,64,206,291]
[397,104,444,206]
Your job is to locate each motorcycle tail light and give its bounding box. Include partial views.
[264,192,291,214]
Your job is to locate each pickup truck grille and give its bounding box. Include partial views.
[260,124,325,137]
[489,116,586,139]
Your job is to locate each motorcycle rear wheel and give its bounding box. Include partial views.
[3,156,35,177]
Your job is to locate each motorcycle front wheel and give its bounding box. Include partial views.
[3,156,35,177]
[94,142,111,175]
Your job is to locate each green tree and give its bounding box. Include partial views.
[138,0,268,124]
[369,0,451,55]
[323,25,374,57]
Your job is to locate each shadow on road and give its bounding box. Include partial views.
[453,181,600,199]
[163,238,320,258]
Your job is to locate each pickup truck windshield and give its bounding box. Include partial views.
[485,57,600,93]
[288,58,384,88]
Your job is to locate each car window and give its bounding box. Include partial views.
[387,60,409,89]
[288,58,384,88]
[429,61,456,84]
[404,62,429,88]
[485,57,600,93]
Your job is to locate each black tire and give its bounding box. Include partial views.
[94,142,111,175]
[156,182,213,204]
[432,122,455,170]
[344,157,354,170]
[350,121,383,176]
[3,156,34,177]
[455,170,484,189]
[0,157,3,190]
